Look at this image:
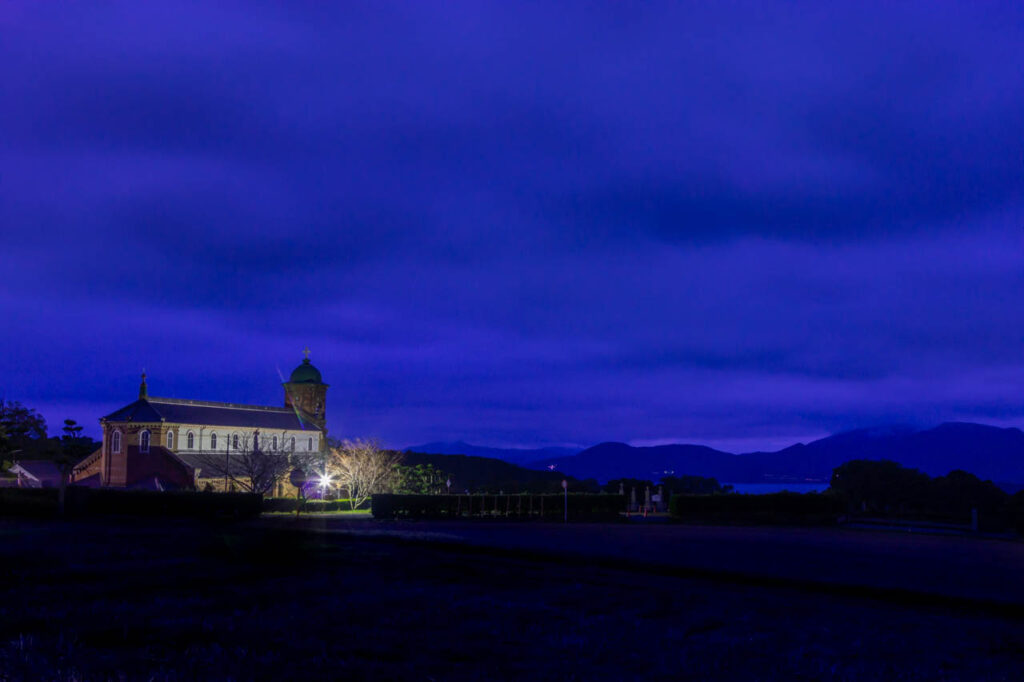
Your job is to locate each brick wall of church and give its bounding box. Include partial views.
[284,383,327,431]
[101,421,167,486]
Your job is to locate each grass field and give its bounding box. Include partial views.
[2,518,1024,680]
[261,509,373,516]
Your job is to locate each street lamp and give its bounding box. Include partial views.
[561,479,568,523]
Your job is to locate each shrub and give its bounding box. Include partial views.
[0,488,58,517]
[670,492,844,525]
[372,493,626,521]
[261,497,370,513]
[0,486,262,519]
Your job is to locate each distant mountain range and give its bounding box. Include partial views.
[408,423,1024,486]
[405,441,582,467]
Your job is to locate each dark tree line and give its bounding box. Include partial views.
[831,459,1024,530]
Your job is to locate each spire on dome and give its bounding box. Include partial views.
[139,371,148,400]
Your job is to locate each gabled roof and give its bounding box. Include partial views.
[9,460,62,483]
[102,397,320,432]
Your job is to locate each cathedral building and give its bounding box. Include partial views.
[73,353,329,492]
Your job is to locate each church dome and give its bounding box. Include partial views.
[289,357,323,384]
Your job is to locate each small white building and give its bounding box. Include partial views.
[9,460,63,488]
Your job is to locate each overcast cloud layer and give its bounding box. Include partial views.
[2,2,1023,450]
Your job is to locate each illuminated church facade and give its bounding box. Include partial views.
[72,353,329,491]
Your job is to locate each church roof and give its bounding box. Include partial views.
[102,397,320,431]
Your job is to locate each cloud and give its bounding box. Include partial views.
[3,1,1024,448]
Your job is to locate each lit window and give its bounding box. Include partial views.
[166,431,174,449]
[187,432,194,449]
[111,430,122,454]
[211,433,217,449]
[140,430,150,453]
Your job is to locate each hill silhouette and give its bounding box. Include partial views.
[405,441,581,467]
[526,422,1024,485]
[402,451,575,493]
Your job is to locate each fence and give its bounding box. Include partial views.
[372,493,626,521]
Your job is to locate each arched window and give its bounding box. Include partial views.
[111,430,122,454]
[272,435,278,450]
[166,431,174,450]
[233,434,240,450]
[139,430,150,453]
[187,431,194,449]
[211,433,218,449]
[290,437,295,450]
[308,437,313,451]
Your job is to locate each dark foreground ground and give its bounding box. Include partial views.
[3,518,1024,680]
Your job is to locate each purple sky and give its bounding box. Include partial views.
[3,2,1024,451]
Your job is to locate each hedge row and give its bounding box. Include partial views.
[0,488,55,517]
[0,487,262,520]
[372,493,627,520]
[262,497,370,512]
[670,492,845,525]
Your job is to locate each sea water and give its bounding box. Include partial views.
[725,482,830,495]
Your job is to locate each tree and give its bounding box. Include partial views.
[0,400,47,462]
[831,459,1014,529]
[193,433,294,496]
[327,439,403,510]
[397,463,448,494]
[831,459,932,514]
[928,469,1007,522]
[56,419,92,516]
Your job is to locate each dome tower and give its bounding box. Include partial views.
[283,349,329,436]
